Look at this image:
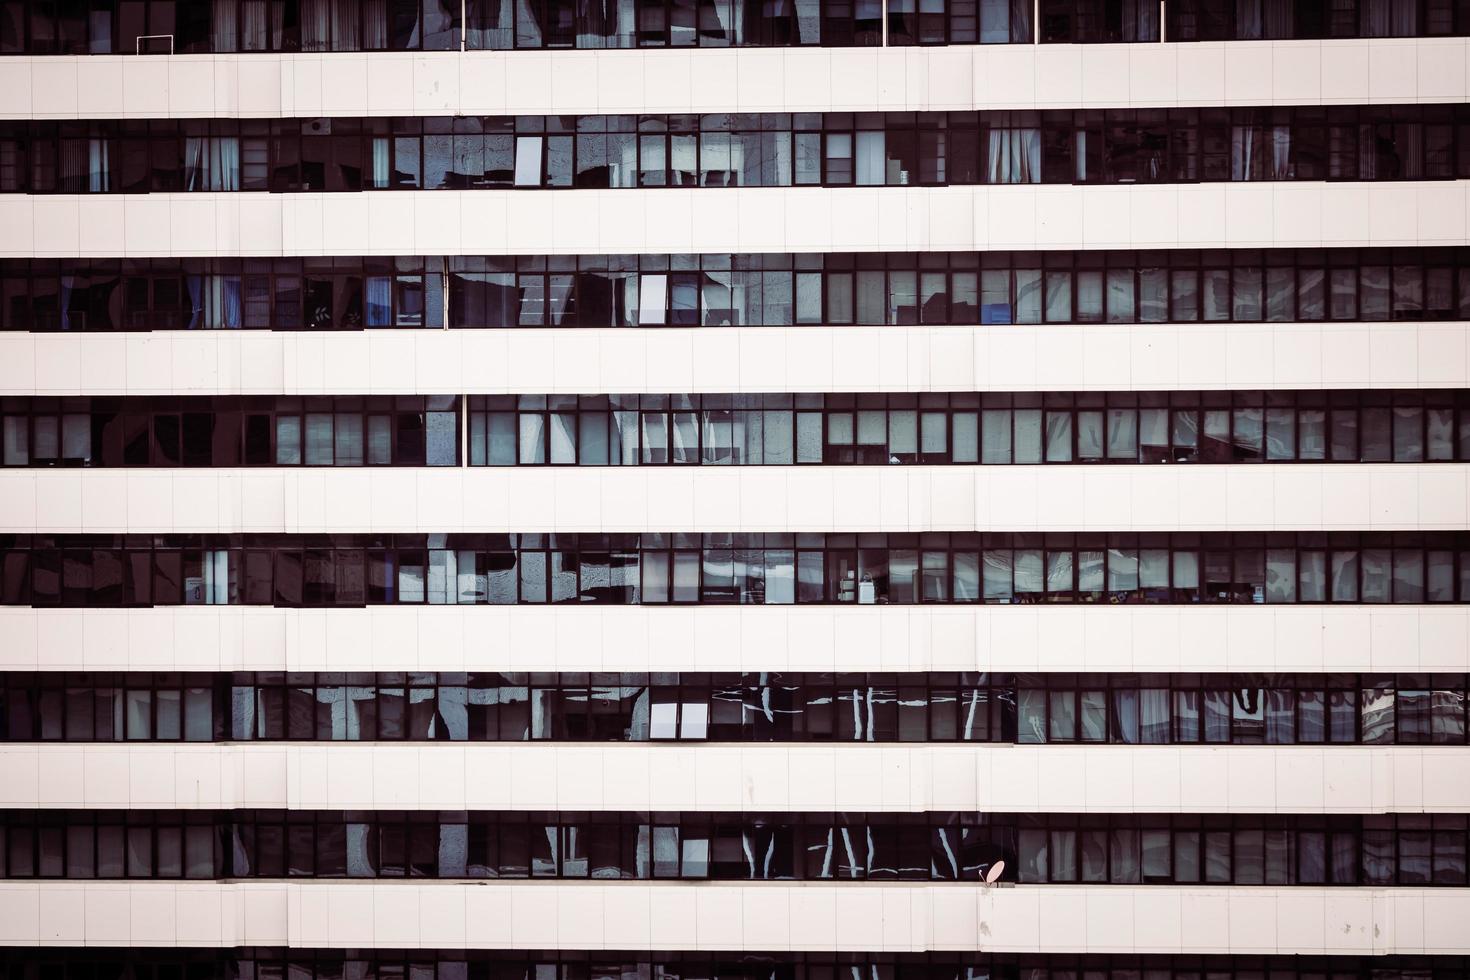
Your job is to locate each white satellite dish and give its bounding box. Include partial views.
[984,860,1006,884]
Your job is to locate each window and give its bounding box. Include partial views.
[4,668,1467,749]
[6,808,1465,891]
[2,105,1464,195]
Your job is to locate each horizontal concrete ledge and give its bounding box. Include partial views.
[2,183,1468,259]
[0,880,1466,954]
[0,463,1466,534]
[2,605,1466,674]
[2,322,1468,397]
[0,743,1465,814]
[1,38,1466,120]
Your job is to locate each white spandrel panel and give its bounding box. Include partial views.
[2,322,1467,397]
[0,743,1466,814]
[2,183,1466,258]
[3,39,1467,121]
[1,605,1466,674]
[0,464,1465,534]
[0,880,1467,954]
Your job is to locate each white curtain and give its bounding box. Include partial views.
[1391,0,1417,34]
[362,0,388,47]
[204,276,244,329]
[1231,125,1255,180]
[216,137,241,189]
[1396,122,1424,178]
[1232,123,1290,180]
[332,0,360,49]
[1235,0,1262,37]
[186,137,240,191]
[371,137,391,188]
[57,276,77,331]
[87,138,110,193]
[186,273,204,329]
[300,0,332,50]
[366,276,392,326]
[1361,0,1416,36]
[59,139,86,193]
[987,128,1040,184]
[240,0,268,49]
[1262,0,1292,37]
[185,274,241,329]
[212,0,239,50]
[203,550,230,604]
[855,131,885,185]
[1269,124,1291,178]
[185,137,238,191]
[215,276,242,328]
[185,137,203,191]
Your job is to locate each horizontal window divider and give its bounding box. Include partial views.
[3,743,1463,818]
[6,246,1469,332]
[0,949,1467,980]
[1,531,1468,607]
[4,531,1468,607]
[1,0,1467,55]
[3,104,1468,196]
[3,670,1467,746]
[2,390,1468,468]
[0,807,1466,886]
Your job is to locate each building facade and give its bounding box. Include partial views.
[1,3,1470,980]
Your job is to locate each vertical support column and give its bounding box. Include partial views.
[1033,0,1041,42]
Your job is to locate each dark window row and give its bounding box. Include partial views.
[7,247,1470,332]
[6,952,1470,980]
[6,390,1470,467]
[464,390,1470,467]
[1166,0,1469,40]
[4,533,1470,608]
[0,0,459,53]
[4,671,1467,745]
[0,0,996,52]
[2,0,1463,54]
[1,809,1467,886]
[4,105,1468,194]
[0,396,461,467]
